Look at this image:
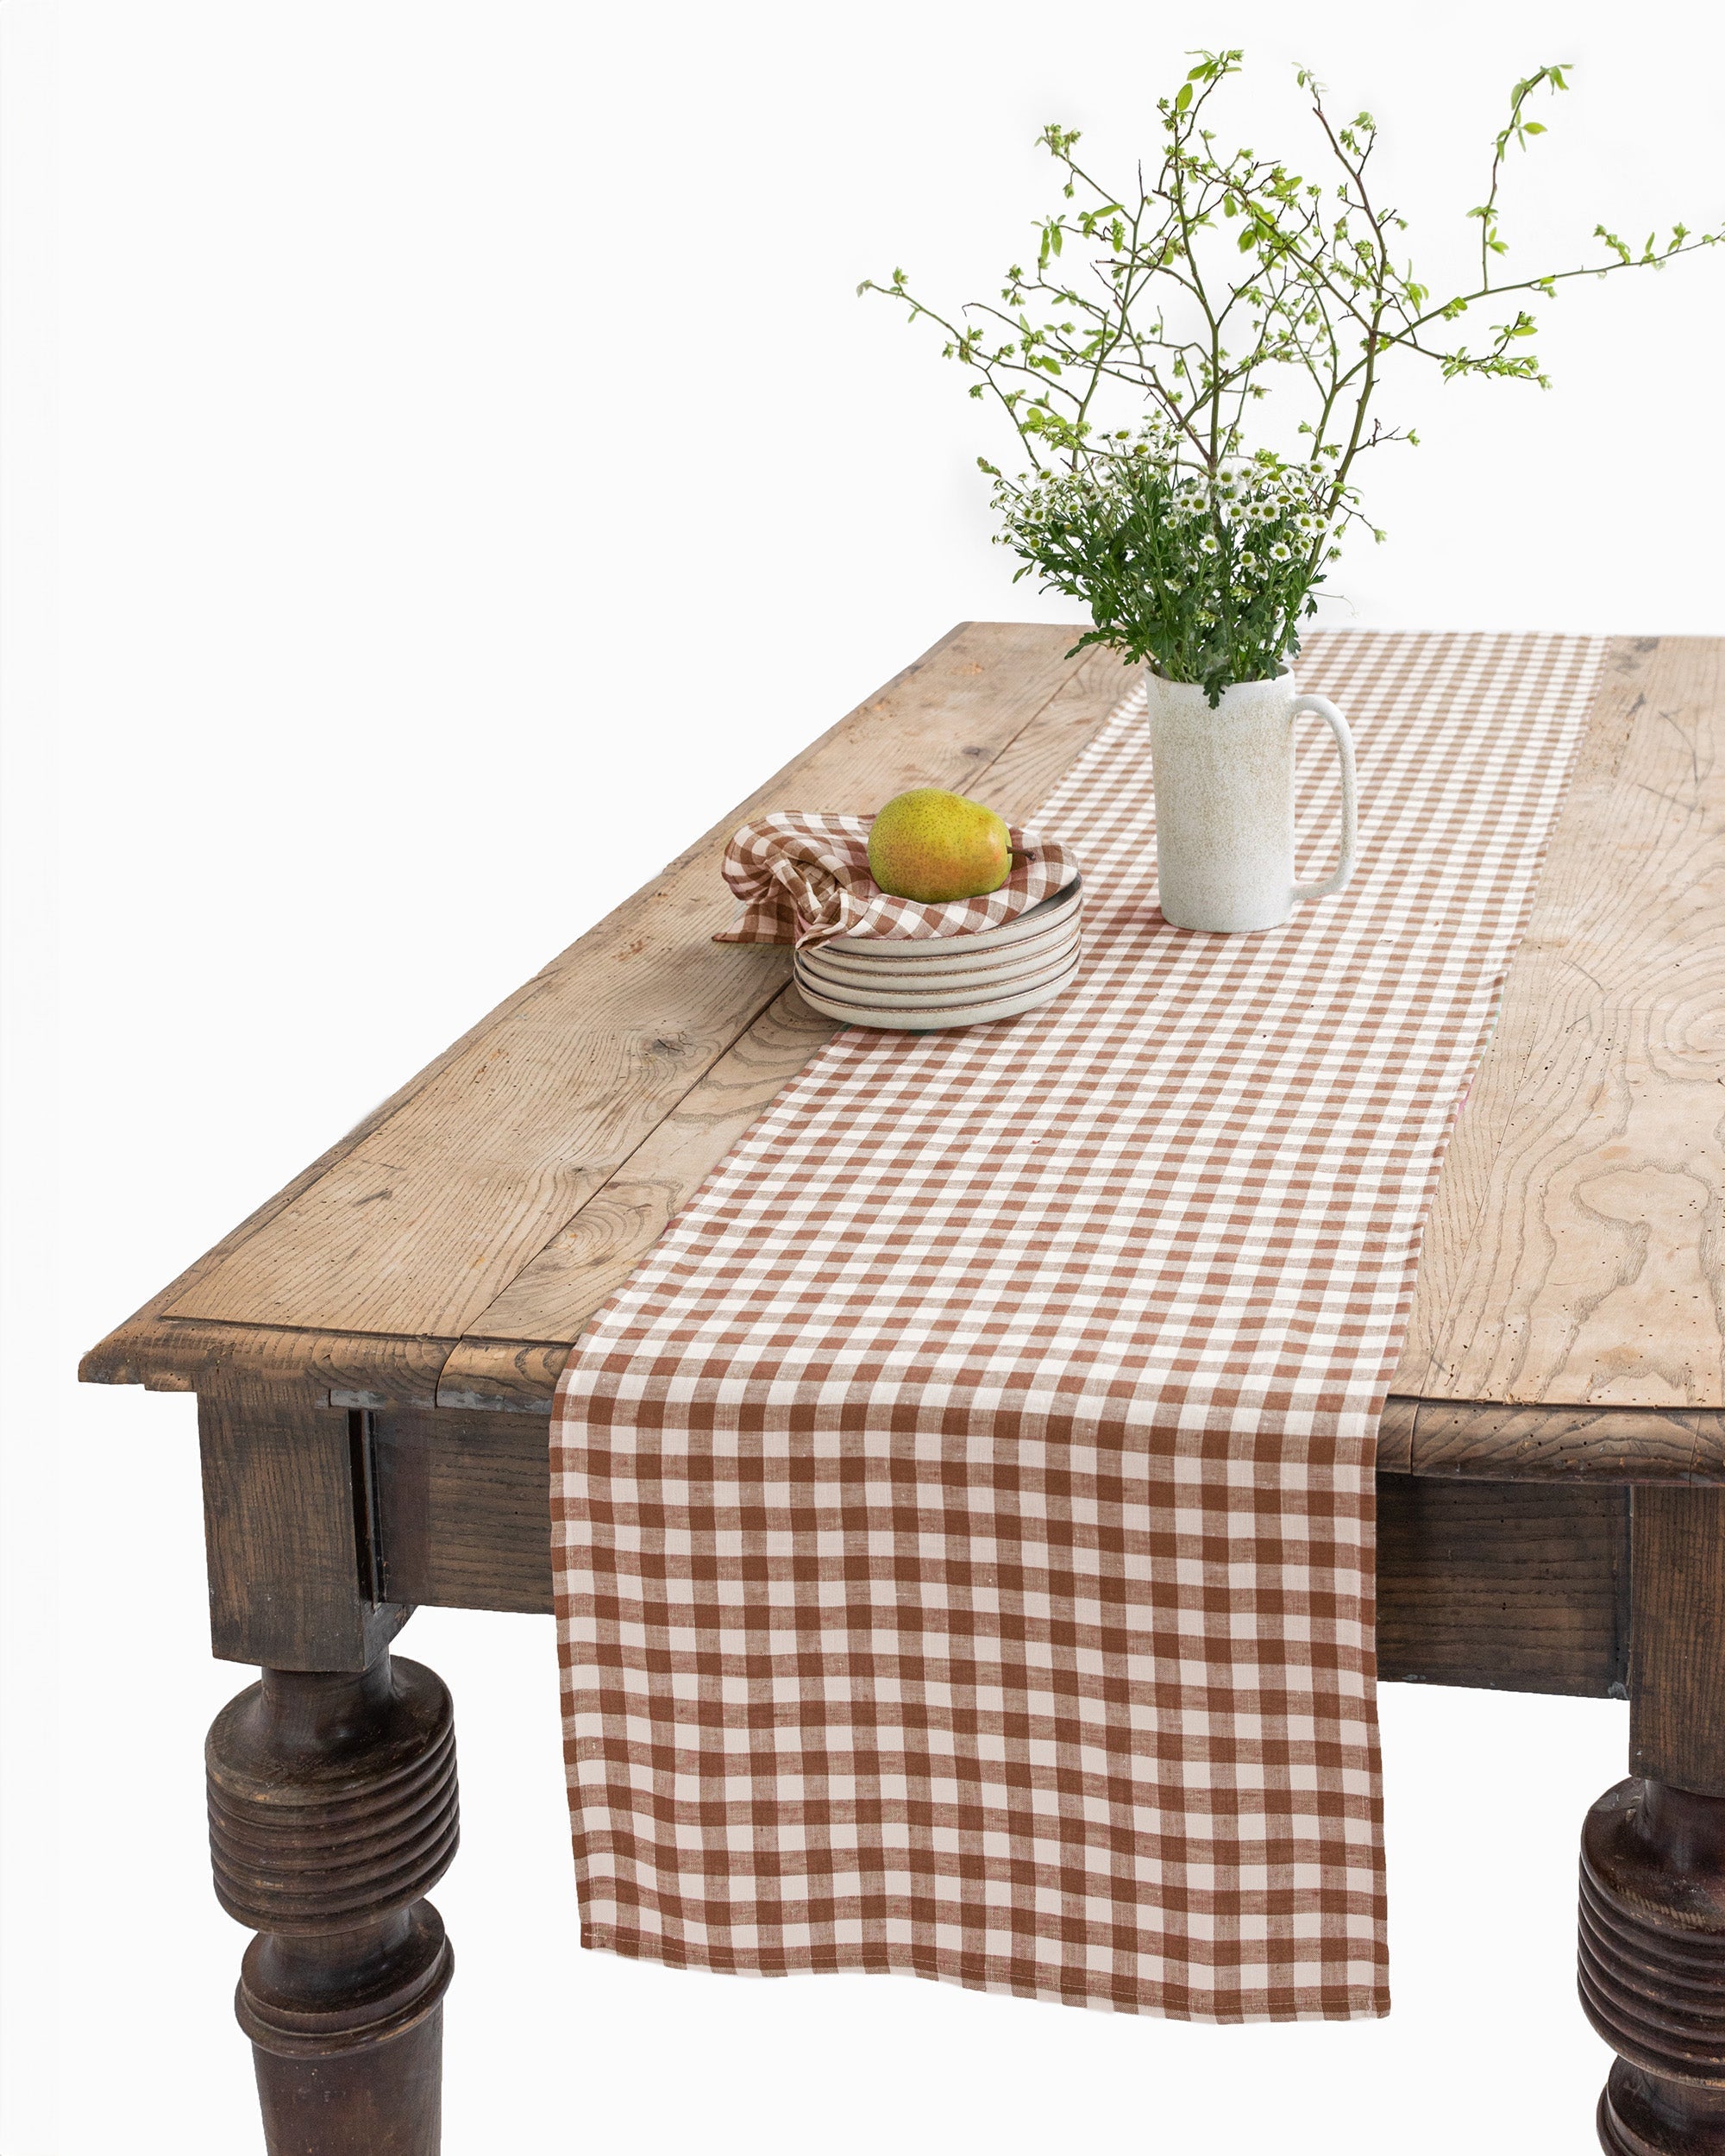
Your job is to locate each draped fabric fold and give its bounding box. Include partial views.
[552,631,1605,2020]
[713,811,1079,950]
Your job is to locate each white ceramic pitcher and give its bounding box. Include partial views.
[1147,668,1358,933]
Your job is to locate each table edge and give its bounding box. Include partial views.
[83,629,1725,1482]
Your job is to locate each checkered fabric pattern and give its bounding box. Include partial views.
[714,810,1079,948]
[553,630,1606,2021]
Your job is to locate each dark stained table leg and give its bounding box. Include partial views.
[198,1384,455,2154]
[1584,1487,1725,2153]
[208,1658,458,2156]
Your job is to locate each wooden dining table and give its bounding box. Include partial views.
[82,625,1724,2156]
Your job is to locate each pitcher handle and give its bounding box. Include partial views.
[1289,693,1358,904]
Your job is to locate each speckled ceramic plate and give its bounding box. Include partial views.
[799,924,1080,1000]
[806,912,1080,987]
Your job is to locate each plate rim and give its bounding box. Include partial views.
[798,924,1081,980]
[797,935,1081,1002]
[795,946,1082,1027]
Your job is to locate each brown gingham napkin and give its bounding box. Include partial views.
[713,811,1078,949]
[554,631,1606,2022]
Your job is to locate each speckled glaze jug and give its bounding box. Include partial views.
[1147,668,1358,933]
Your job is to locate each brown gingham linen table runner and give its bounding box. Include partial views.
[551,630,1606,2021]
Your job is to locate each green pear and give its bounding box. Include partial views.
[867,787,1012,903]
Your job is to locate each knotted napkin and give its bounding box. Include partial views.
[713,811,1079,950]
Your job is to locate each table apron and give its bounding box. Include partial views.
[333,1407,1635,1702]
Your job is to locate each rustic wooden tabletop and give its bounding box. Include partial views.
[78,625,1725,2156]
[84,626,1724,1474]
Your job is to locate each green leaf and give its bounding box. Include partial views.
[1176,82,1194,112]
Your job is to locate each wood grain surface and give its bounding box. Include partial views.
[444,983,839,1360]
[83,629,1724,1482]
[1376,1472,1628,1696]
[198,1380,409,1670]
[371,1408,553,1614]
[1391,1398,1725,1482]
[442,643,1139,1370]
[1393,636,1724,1413]
[1629,1483,1725,1795]
[160,624,1118,1341]
[82,627,1133,1404]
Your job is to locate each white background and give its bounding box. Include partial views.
[4,2,1723,2152]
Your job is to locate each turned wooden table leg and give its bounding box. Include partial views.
[196,1383,457,2153]
[1583,1778,1725,2153]
[1583,1487,1725,2154]
[207,1656,459,2156]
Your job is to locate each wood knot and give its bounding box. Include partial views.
[645,1031,696,1061]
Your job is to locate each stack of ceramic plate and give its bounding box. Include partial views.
[794,878,1082,1031]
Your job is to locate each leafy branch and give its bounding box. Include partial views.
[1468,61,1569,285]
[862,49,1722,608]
